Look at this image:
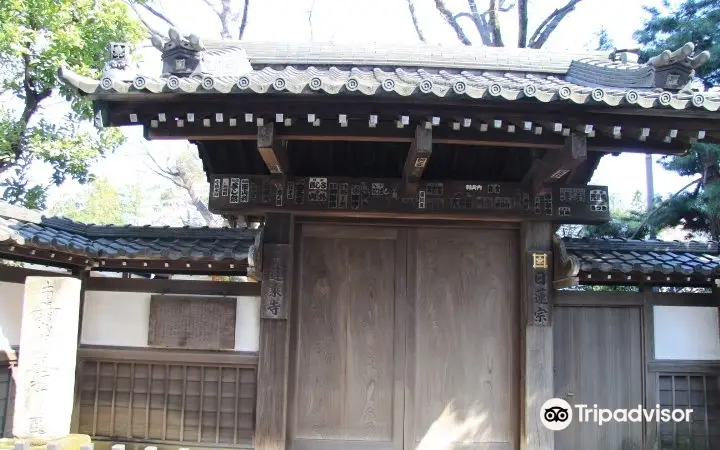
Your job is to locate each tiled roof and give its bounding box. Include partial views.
[58,41,720,111]
[562,238,720,278]
[0,203,256,262]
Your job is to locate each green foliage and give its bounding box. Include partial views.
[634,0,720,240]
[0,0,144,208]
[51,177,143,225]
[652,144,720,239]
[634,0,719,87]
[595,27,614,51]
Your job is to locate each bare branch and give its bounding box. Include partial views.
[517,0,528,47]
[129,2,169,37]
[433,0,472,45]
[218,0,234,39]
[528,0,583,49]
[488,0,504,46]
[201,0,222,15]
[463,0,490,46]
[136,2,178,28]
[238,0,250,39]
[406,0,427,43]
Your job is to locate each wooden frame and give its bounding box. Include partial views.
[85,277,260,296]
[77,346,258,366]
[0,265,75,283]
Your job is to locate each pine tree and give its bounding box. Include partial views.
[634,0,720,240]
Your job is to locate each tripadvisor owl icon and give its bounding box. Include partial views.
[540,398,573,431]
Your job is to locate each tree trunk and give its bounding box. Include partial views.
[517,0,528,47]
[488,0,504,46]
[701,149,720,241]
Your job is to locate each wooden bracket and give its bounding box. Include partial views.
[257,122,289,174]
[523,132,587,193]
[403,125,432,191]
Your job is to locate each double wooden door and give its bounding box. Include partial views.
[288,225,520,450]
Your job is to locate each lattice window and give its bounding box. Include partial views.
[658,374,720,450]
[76,359,256,446]
[0,366,14,437]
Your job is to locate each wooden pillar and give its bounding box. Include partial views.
[255,213,293,450]
[641,284,658,450]
[70,269,89,434]
[520,222,554,450]
[13,276,82,440]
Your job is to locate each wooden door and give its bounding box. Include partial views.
[289,226,406,450]
[404,228,520,450]
[554,306,644,450]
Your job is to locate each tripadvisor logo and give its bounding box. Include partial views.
[540,398,693,431]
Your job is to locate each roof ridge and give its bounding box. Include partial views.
[0,202,251,240]
[562,236,718,254]
[0,202,42,224]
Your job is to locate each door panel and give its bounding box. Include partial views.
[406,228,519,450]
[554,306,643,450]
[291,226,401,449]
[291,226,519,450]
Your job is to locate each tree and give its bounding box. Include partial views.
[51,177,144,225]
[144,142,225,227]
[0,0,144,209]
[634,0,720,240]
[130,0,250,40]
[560,191,652,239]
[125,0,251,226]
[406,0,587,48]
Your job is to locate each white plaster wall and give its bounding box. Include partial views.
[81,291,260,351]
[235,296,260,352]
[81,291,150,347]
[0,281,26,347]
[654,306,720,360]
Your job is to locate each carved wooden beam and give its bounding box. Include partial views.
[257,123,289,174]
[403,126,432,191]
[523,132,588,193]
[208,175,610,223]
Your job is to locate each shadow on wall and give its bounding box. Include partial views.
[415,401,488,450]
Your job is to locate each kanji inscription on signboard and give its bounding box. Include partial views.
[528,251,552,326]
[260,244,290,319]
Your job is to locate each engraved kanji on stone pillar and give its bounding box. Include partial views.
[13,277,81,440]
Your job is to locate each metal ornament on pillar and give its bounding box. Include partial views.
[13,277,82,440]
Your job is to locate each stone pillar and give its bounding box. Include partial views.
[13,277,82,440]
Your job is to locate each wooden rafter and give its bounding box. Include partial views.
[523,132,587,192]
[147,119,687,154]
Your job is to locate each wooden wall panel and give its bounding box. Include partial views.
[554,306,643,450]
[76,358,256,446]
[407,228,519,449]
[292,229,397,447]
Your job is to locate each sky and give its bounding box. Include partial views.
[41,0,694,215]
